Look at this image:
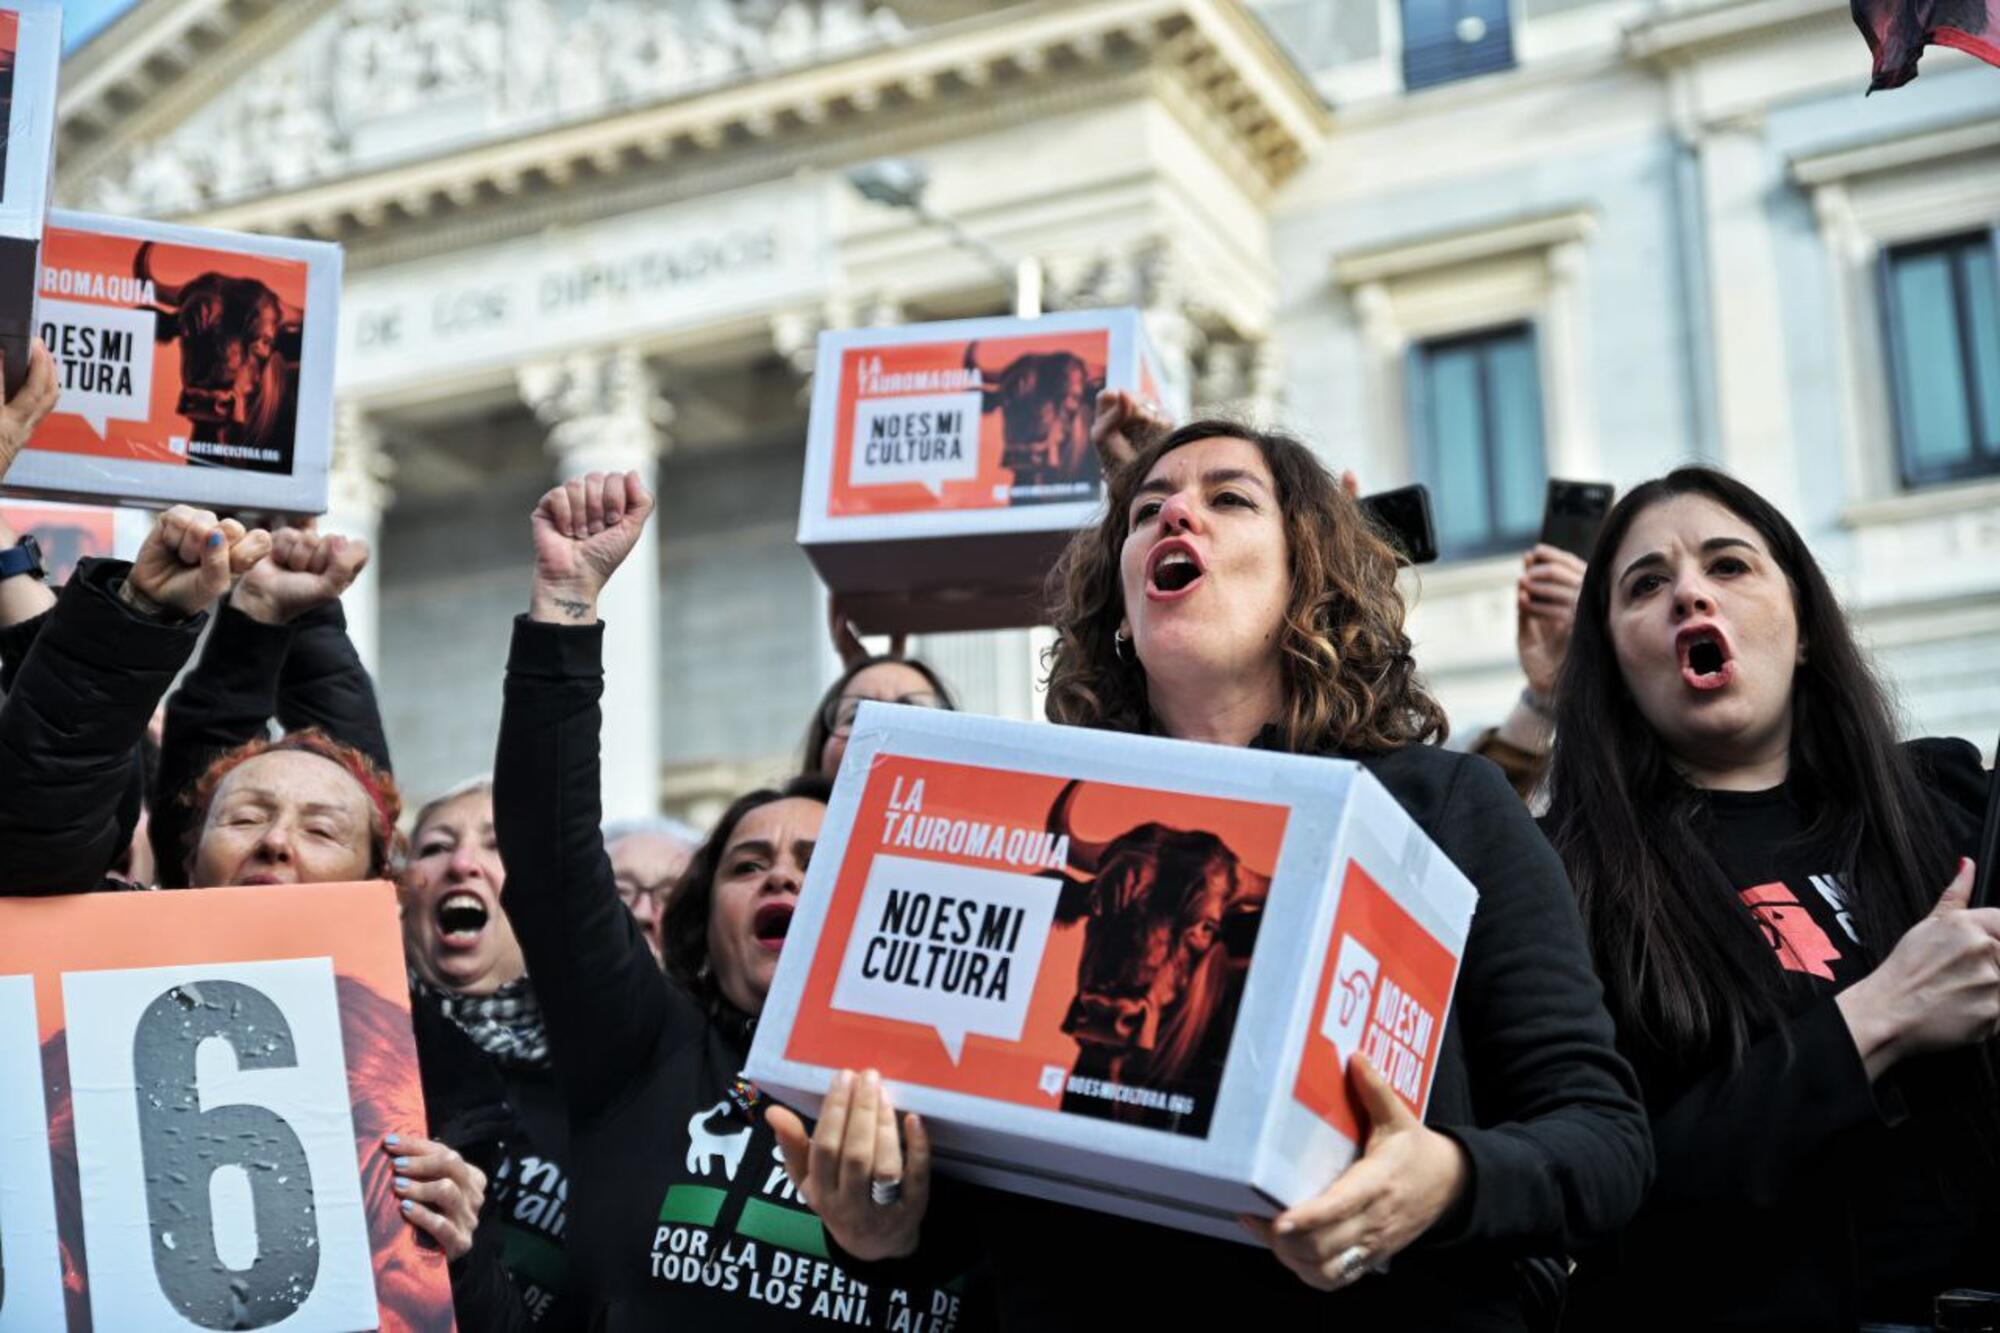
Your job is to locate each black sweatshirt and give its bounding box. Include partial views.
[835,736,1652,1333]
[1564,738,2000,1331]
[494,616,980,1332]
[0,559,201,892]
[412,988,581,1330]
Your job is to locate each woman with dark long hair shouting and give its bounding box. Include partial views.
[1544,466,2000,1329]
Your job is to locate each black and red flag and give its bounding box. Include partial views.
[1853,0,2000,90]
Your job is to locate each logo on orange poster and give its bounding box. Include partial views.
[1293,862,1457,1140]
[0,883,456,1331]
[785,756,1289,1138]
[825,331,1108,518]
[32,226,311,477]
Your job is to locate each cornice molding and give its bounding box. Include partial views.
[343,66,1155,273]
[68,0,1325,247]
[1791,115,2000,186]
[1624,0,1846,63]
[1331,206,1598,287]
[58,0,316,163]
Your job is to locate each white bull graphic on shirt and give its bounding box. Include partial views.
[686,1099,753,1180]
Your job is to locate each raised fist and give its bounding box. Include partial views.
[233,522,371,625]
[125,506,272,619]
[529,471,655,624]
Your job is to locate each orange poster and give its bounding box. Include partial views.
[824,330,1109,517]
[0,503,115,584]
[33,226,313,477]
[0,883,456,1332]
[784,755,1290,1139]
[1292,862,1460,1138]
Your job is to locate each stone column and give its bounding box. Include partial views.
[1696,115,1801,517]
[326,400,396,674]
[518,346,671,820]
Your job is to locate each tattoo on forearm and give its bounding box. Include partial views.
[554,596,590,620]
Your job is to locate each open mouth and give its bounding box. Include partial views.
[1676,624,1736,691]
[1145,540,1206,599]
[435,892,490,948]
[752,900,795,952]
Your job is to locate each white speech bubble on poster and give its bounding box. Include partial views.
[0,975,66,1332]
[831,854,1061,1063]
[38,299,158,440]
[63,957,378,1333]
[847,392,983,498]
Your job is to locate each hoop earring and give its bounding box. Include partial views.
[1113,628,1133,663]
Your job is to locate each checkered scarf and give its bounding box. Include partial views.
[414,973,551,1070]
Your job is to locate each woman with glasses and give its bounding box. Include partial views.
[802,655,957,777]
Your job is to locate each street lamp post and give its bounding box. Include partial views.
[846,158,1044,318]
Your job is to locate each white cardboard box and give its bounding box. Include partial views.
[748,705,1479,1241]
[1,210,343,516]
[0,1,63,400]
[796,309,1180,634]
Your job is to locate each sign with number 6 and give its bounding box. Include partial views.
[0,883,455,1332]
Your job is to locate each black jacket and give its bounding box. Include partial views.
[0,558,201,893]
[494,616,981,1331]
[413,987,581,1331]
[1561,737,2000,1330]
[868,739,1652,1332]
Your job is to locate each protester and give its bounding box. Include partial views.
[149,521,387,882]
[1543,466,2000,1328]
[0,502,268,892]
[771,421,1652,1330]
[493,470,980,1328]
[604,813,700,958]
[404,778,580,1328]
[803,652,957,777]
[1466,544,1588,804]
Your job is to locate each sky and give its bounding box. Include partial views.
[63,0,139,54]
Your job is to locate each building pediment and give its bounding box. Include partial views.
[57,0,1325,245]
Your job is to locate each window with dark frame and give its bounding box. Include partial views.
[1883,230,2000,488]
[1408,323,1548,561]
[1401,0,1514,92]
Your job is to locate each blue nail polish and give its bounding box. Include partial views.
[393,1157,410,1170]
[206,530,223,548]
[394,1177,410,1192]
[400,1199,414,1214]
[384,1134,400,1147]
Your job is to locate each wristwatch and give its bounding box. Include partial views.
[0,533,46,582]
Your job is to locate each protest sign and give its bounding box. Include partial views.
[0,883,456,1332]
[0,210,341,515]
[0,500,145,585]
[0,2,62,399]
[797,309,1182,633]
[748,706,1478,1240]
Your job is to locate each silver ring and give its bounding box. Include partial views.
[1332,1244,1371,1285]
[868,1177,903,1207]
